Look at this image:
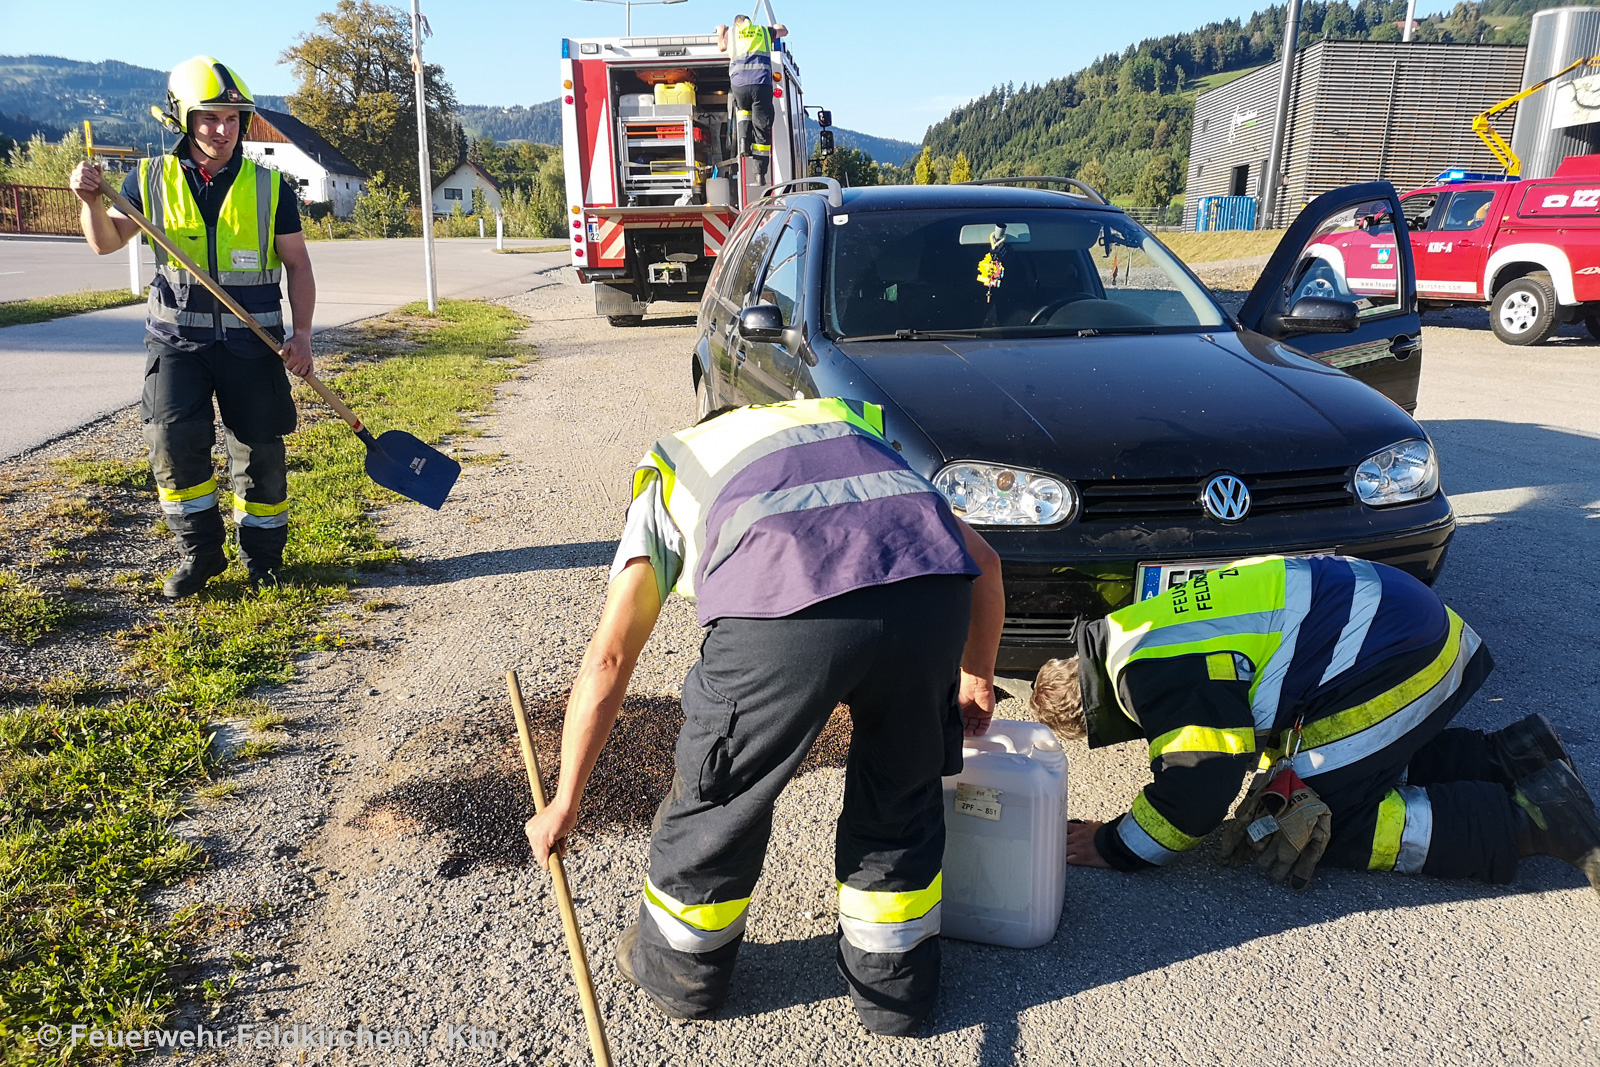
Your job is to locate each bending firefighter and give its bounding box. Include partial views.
[1031,554,1599,895]
[70,56,315,597]
[524,398,1004,1035]
[716,14,787,186]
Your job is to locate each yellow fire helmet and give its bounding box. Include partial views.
[152,56,256,135]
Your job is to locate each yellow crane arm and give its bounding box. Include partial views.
[1474,55,1600,177]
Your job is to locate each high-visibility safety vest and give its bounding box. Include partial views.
[139,153,284,347]
[1099,555,1489,868]
[631,397,978,626]
[728,21,775,86]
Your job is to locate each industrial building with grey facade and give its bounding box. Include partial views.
[1185,6,1600,230]
[1184,40,1526,229]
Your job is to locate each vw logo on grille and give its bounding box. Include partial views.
[1202,474,1251,522]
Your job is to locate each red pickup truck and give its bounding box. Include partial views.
[1318,155,1600,345]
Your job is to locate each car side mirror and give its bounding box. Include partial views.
[1267,296,1360,337]
[737,304,786,342]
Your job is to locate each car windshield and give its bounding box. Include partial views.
[826,207,1226,339]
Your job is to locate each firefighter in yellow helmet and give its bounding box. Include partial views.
[69,57,316,597]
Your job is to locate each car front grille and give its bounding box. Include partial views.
[1001,616,1079,648]
[1075,467,1353,523]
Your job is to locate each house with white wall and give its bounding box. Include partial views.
[431,162,502,217]
[242,108,368,218]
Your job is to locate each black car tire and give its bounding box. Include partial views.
[608,314,645,328]
[1490,274,1559,346]
[695,373,712,421]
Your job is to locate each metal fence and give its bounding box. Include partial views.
[0,184,80,236]
[1120,204,1186,230]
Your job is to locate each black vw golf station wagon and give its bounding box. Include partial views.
[689,176,1453,670]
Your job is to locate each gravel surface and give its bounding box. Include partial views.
[133,269,1597,1067]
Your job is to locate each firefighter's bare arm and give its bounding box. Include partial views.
[525,557,663,868]
[956,519,1004,736]
[275,230,317,378]
[772,23,788,37]
[69,162,139,253]
[716,24,729,50]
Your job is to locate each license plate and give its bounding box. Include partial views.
[1136,558,1239,601]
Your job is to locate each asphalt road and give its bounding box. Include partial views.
[0,238,568,460]
[151,278,1597,1067]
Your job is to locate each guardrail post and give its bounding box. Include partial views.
[496,213,503,250]
[478,216,485,239]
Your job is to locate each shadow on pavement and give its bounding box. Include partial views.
[396,541,619,584]
[1424,307,1600,341]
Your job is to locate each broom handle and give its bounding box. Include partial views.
[100,183,365,433]
[507,670,613,1067]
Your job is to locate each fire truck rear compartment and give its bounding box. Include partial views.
[609,62,738,206]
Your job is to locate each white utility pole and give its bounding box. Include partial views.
[128,238,141,296]
[1260,0,1302,230]
[411,0,439,312]
[1403,0,1417,42]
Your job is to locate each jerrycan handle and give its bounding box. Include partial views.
[963,732,1020,757]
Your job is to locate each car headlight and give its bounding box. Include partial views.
[1355,439,1438,507]
[933,463,1076,525]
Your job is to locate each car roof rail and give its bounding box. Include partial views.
[958,176,1108,205]
[762,176,844,208]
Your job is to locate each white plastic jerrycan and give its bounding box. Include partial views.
[940,720,1068,949]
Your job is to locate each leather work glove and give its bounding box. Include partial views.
[1219,774,1272,867]
[1221,766,1333,890]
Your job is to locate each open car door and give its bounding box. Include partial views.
[1238,181,1423,412]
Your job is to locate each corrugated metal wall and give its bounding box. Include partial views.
[1185,66,1279,227]
[1186,41,1527,228]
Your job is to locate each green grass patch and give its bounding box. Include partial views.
[1157,229,1284,265]
[0,571,87,644]
[1187,66,1264,95]
[51,457,151,491]
[493,244,569,254]
[0,289,143,328]
[0,299,527,1064]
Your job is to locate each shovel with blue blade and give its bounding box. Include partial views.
[102,184,461,510]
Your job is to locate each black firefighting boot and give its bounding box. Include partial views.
[1513,761,1600,899]
[1490,714,1586,799]
[162,506,228,599]
[238,524,288,591]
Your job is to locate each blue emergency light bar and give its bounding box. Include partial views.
[1434,167,1518,183]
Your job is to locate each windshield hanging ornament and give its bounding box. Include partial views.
[977,223,1012,302]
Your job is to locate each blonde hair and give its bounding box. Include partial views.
[1031,656,1086,741]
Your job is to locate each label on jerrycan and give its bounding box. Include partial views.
[953,783,1003,821]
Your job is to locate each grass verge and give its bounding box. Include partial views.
[492,245,569,254]
[1158,229,1283,265]
[0,299,528,1064]
[0,290,144,328]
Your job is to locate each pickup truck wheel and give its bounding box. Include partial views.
[1490,275,1559,346]
[607,314,645,328]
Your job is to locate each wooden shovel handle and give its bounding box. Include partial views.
[101,183,364,433]
[508,670,613,1067]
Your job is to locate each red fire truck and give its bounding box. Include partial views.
[559,18,809,325]
[1318,156,1600,345]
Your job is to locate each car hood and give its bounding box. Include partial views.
[835,332,1422,479]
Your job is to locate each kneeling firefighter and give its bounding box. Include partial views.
[1030,554,1599,895]
[70,56,315,596]
[524,397,1004,1034]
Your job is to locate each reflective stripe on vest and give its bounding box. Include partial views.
[631,398,887,601]
[230,492,289,529]
[1289,611,1479,778]
[1117,791,1203,865]
[729,22,774,83]
[156,477,218,515]
[837,874,942,954]
[642,879,749,953]
[1105,556,1312,735]
[1369,785,1432,874]
[140,154,284,336]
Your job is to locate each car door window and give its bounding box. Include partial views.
[708,209,768,305]
[757,215,808,326]
[718,214,780,311]
[1438,190,1494,231]
[1286,198,1403,319]
[1401,193,1438,231]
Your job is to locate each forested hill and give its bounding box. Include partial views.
[919,0,1557,200]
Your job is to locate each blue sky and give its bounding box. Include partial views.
[8,0,1463,142]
